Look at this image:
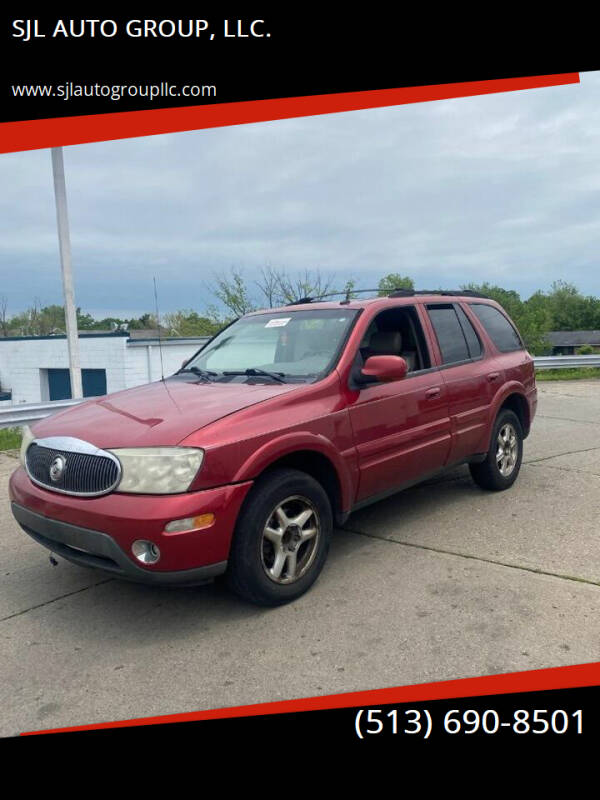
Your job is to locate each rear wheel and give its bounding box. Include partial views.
[469,409,523,491]
[226,468,332,606]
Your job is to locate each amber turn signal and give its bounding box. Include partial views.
[164,513,215,533]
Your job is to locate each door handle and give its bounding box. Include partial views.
[425,387,441,399]
[487,372,500,382]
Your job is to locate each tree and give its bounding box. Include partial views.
[7,300,44,336]
[342,278,358,300]
[255,265,281,308]
[211,267,256,317]
[127,313,158,330]
[268,268,335,305]
[6,276,599,353]
[41,305,68,333]
[516,304,552,355]
[76,309,97,329]
[545,280,593,330]
[211,265,336,312]
[86,316,127,331]
[163,310,222,337]
[377,273,414,296]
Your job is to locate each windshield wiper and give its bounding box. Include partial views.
[177,366,218,381]
[223,367,287,383]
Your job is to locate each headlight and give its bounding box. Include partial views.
[108,447,204,494]
[19,425,35,466]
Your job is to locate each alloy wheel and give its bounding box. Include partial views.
[496,422,519,477]
[261,495,321,584]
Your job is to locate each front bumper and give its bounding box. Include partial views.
[12,503,226,585]
[9,466,253,581]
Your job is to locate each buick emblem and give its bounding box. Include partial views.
[49,455,66,482]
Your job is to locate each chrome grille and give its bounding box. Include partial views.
[25,437,121,497]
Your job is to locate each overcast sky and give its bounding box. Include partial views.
[1,71,599,318]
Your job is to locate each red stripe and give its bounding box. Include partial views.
[23,661,599,735]
[1,73,579,154]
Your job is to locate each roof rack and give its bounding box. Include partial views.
[286,287,490,305]
[286,289,381,306]
[389,289,490,299]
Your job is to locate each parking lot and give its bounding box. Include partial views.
[1,379,599,736]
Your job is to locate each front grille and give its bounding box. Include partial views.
[26,441,120,497]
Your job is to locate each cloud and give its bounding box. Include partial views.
[1,71,600,315]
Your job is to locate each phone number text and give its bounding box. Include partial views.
[354,708,583,739]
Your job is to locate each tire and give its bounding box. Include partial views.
[225,468,333,606]
[469,409,523,491]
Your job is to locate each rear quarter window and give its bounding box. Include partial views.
[469,303,523,352]
[455,305,482,358]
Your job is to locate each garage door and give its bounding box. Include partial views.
[47,369,107,401]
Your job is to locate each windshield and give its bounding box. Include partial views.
[181,309,358,382]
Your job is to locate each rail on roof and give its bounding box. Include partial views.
[286,288,490,305]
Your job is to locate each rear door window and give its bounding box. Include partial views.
[427,305,470,364]
[469,303,523,352]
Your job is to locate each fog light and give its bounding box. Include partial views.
[131,540,161,564]
[164,513,215,533]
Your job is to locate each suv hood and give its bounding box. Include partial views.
[31,377,299,448]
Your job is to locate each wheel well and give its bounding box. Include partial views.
[260,451,343,522]
[500,393,530,438]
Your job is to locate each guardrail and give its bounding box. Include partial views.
[1,354,599,430]
[0,398,85,429]
[532,355,600,369]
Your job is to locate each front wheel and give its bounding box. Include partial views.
[225,468,332,606]
[469,409,523,491]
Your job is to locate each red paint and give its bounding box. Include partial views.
[9,294,536,575]
[361,355,408,382]
[0,74,579,154]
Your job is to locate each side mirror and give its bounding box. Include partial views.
[358,355,408,385]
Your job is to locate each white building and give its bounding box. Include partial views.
[0,331,209,406]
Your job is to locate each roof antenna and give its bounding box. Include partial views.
[153,276,165,382]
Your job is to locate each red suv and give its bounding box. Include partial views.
[10,290,537,605]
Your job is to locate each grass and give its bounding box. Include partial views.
[535,367,600,381]
[0,427,22,451]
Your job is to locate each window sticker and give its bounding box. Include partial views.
[265,317,291,328]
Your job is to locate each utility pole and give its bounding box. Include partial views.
[51,147,82,398]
